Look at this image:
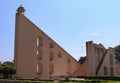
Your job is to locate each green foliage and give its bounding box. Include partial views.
[78,56,86,64]
[0,79,54,83]
[0,61,16,78]
[60,80,119,83]
[77,76,120,81]
[15,78,54,82]
[114,44,120,53]
[0,64,3,74]
[65,76,70,81]
[2,61,14,66]
[114,45,120,62]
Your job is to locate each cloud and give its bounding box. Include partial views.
[89,32,100,36]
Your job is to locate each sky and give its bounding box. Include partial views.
[0,0,120,62]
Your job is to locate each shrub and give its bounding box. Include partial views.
[65,76,70,81]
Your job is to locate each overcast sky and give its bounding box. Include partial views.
[0,0,120,62]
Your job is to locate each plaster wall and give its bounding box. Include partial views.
[14,11,80,78]
[98,48,117,76]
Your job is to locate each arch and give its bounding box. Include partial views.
[37,36,43,47]
[104,66,108,75]
[57,52,62,58]
[110,67,114,76]
[110,54,113,65]
[49,43,54,48]
[67,57,71,63]
[49,63,54,74]
[49,51,54,61]
[37,62,42,74]
[37,48,42,60]
[67,63,71,75]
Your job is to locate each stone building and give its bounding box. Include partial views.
[14,6,82,78]
[86,41,117,76]
[14,6,118,79]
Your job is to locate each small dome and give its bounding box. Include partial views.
[16,5,25,14]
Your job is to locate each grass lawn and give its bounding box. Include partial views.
[0,79,120,83]
[0,79,54,83]
[60,80,120,83]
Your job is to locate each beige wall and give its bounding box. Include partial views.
[116,63,120,75]
[14,13,38,78]
[14,7,80,79]
[86,41,96,76]
[98,48,117,76]
[86,41,117,76]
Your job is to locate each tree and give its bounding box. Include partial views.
[0,64,3,74]
[0,61,16,78]
[78,56,86,64]
[114,45,120,62]
[2,61,14,66]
